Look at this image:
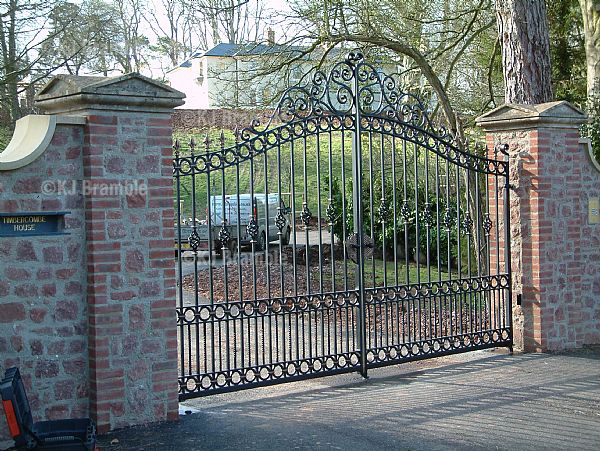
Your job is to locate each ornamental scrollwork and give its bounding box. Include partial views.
[172,52,509,178]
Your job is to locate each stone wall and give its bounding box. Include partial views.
[0,122,87,447]
[478,102,600,351]
[173,108,275,131]
[0,73,183,446]
[82,111,178,432]
[577,138,600,344]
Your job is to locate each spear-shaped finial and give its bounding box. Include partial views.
[203,133,210,152]
[219,129,226,149]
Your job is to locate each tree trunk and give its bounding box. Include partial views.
[579,0,600,98]
[495,0,554,104]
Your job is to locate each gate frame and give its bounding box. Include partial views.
[175,52,513,399]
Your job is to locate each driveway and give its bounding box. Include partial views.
[177,228,332,277]
[97,348,600,450]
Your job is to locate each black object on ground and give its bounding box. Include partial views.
[1,367,96,451]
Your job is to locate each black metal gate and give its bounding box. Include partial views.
[174,52,512,399]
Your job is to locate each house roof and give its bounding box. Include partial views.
[203,42,306,57]
[166,42,307,73]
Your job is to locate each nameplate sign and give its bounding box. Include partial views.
[0,211,68,237]
[590,198,599,225]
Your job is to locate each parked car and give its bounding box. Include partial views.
[175,194,292,254]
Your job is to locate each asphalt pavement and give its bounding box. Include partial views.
[96,347,600,451]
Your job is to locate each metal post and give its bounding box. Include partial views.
[502,147,513,352]
[350,54,368,379]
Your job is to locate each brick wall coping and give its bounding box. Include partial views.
[580,137,600,173]
[35,73,185,114]
[0,114,85,171]
[476,101,587,131]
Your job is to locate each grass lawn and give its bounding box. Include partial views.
[172,125,443,222]
[174,127,356,220]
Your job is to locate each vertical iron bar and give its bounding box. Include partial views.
[174,150,185,384]
[391,136,398,287]
[351,60,368,378]
[220,133,229,374]
[475,165,482,334]
[503,155,513,343]
[235,142,244,372]
[414,142,421,343]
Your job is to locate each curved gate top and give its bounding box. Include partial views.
[174,52,512,399]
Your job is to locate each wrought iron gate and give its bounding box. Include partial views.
[174,52,512,400]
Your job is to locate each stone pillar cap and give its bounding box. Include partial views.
[476,101,587,131]
[35,73,185,114]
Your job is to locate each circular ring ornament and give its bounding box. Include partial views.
[215,306,225,319]
[229,305,240,318]
[186,378,197,391]
[300,361,310,373]
[199,307,210,321]
[273,365,283,378]
[200,376,211,389]
[184,309,196,322]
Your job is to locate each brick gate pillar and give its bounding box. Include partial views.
[35,74,185,432]
[476,102,600,352]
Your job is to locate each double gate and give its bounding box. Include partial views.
[174,52,512,399]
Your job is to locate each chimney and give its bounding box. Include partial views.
[267,28,275,46]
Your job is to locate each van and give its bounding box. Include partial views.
[176,193,292,254]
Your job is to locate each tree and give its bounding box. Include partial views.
[39,1,117,76]
[186,0,267,45]
[548,0,586,104]
[113,0,149,73]
[280,0,501,137]
[495,0,553,104]
[145,0,195,67]
[579,0,600,98]
[0,0,65,122]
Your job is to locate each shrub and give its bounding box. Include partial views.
[327,173,466,268]
[582,91,600,164]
